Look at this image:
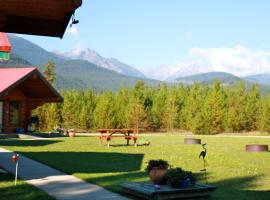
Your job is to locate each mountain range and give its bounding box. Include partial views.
[244,74,270,85]
[3,34,159,91]
[172,71,270,93]
[174,71,270,87]
[53,48,145,78]
[175,72,241,84]
[1,34,270,92]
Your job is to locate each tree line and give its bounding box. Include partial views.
[36,79,270,134]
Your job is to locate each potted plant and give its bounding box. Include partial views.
[145,159,169,185]
[166,167,196,188]
[67,129,76,137]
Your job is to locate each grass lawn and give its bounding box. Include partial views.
[0,135,270,199]
[0,171,55,200]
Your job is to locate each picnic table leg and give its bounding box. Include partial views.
[134,138,137,147]
[126,133,130,146]
[107,137,110,148]
[106,131,110,147]
[99,137,102,145]
[126,138,130,146]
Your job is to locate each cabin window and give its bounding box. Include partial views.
[9,101,20,125]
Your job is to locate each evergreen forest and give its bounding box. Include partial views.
[37,78,270,134]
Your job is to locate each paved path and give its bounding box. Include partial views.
[0,148,129,200]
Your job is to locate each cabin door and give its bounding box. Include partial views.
[0,101,3,133]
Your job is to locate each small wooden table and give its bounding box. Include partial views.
[121,182,216,200]
[98,129,139,147]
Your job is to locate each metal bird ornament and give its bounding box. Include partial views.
[199,143,208,183]
[199,143,207,159]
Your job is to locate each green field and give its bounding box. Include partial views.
[0,172,55,200]
[1,135,270,199]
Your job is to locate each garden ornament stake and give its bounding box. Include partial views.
[199,143,207,183]
[11,153,19,186]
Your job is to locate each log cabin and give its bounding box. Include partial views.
[0,67,63,133]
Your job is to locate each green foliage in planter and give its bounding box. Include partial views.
[166,167,196,188]
[145,159,169,174]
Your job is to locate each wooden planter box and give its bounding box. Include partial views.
[121,182,216,200]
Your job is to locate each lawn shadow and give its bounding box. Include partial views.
[27,132,66,138]
[85,171,146,193]
[0,173,55,200]
[91,172,270,199]
[82,171,270,199]
[22,151,144,173]
[209,175,270,200]
[0,139,62,147]
[83,171,208,194]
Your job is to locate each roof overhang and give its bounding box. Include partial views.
[0,0,82,38]
[0,68,63,102]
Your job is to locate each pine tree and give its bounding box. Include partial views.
[61,91,77,129]
[143,86,154,129]
[176,84,190,129]
[77,90,96,130]
[227,81,247,132]
[185,82,206,134]
[192,86,211,135]
[93,92,114,129]
[204,80,225,134]
[43,60,56,85]
[151,83,167,130]
[164,85,177,132]
[258,96,270,133]
[245,84,260,131]
[127,81,147,129]
[36,103,62,130]
[114,88,129,128]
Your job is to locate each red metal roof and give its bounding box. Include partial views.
[0,67,36,94]
[0,32,11,52]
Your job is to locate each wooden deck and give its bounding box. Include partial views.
[121,182,216,200]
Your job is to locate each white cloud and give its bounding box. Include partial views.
[185,30,193,38]
[67,26,79,38]
[65,26,87,58]
[141,65,179,81]
[65,45,83,57]
[187,45,270,76]
[144,45,270,80]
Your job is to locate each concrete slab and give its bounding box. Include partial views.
[0,148,129,200]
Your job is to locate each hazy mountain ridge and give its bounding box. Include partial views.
[0,53,32,67]
[53,48,146,78]
[8,34,64,66]
[4,34,159,91]
[171,71,270,93]
[175,71,241,84]
[244,74,270,85]
[3,34,270,92]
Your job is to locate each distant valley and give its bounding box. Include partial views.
[1,34,270,92]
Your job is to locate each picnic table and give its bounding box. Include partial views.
[98,129,139,147]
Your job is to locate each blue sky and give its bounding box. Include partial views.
[19,0,270,78]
